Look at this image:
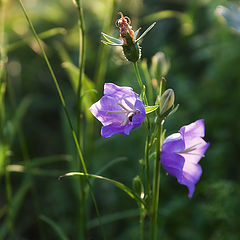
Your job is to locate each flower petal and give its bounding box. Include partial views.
[179,139,210,164]
[178,162,202,198]
[179,119,205,138]
[89,95,124,126]
[104,83,135,99]
[161,152,185,179]
[161,133,185,153]
[101,123,132,138]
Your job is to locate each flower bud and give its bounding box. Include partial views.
[122,32,141,62]
[132,176,144,198]
[150,52,170,79]
[159,89,175,116]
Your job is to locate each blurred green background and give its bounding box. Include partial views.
[1,0,240,239]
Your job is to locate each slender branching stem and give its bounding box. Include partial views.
[16,1,106,239]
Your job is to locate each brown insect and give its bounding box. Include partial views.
[115,12,135,44]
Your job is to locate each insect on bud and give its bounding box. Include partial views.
[159,89,175,116]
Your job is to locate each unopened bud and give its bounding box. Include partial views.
[132,176,144,198]
[150,52,170,79]
[159,89,175,116]
[122,32,141,62]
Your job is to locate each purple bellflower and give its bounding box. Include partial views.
[89,83,145,138]
[161,119,210,198]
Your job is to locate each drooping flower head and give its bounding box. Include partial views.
[89,83,145,138]
[161,119,210,198]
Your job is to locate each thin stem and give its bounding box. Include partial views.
[133,61,149,240]
[75,1,87,239]
[76,0,85,148]
[133,62,143,93]
[140,210,145,240]
[16,1,106,239]
[144,127,151,197]
[150,120,163,240]
[1,1,15,238]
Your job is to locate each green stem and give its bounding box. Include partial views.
[1,1,15,238]
[75,1,87,239]
[144,127,151,197]
[150,120,163,240]
[76,0,85,148]
[133,62,143,92]
[16,1,106,239]
[140,210,145,240]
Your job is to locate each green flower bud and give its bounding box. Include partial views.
[150,52,170,79]
[122,32,141,62]
[101,13,156,63]
[159,89,175,116]
[132,176,144,198]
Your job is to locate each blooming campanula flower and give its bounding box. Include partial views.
[89,83,145,138]
[161,119,210,198]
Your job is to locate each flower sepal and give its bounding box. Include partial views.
[145,105,159,114]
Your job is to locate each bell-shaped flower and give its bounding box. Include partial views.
[101,12,156,62]
[89,83,145,138]
[161,119,210,198]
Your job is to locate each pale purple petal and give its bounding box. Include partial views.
[179,139,210,164]
[104,83,135,98]
[179,119,205,139]
[89,96,124,126]
[161,133,185,153]
[178,163,202,198]
[161,152,185,179]
[101,123,132,138]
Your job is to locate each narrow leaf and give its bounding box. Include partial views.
[145,105,159,114]
[101,40,122,46]
[168,104,179,117]
[39,215,69,240]
[136,22,156,42]
[134,28,141,39]
[101,32,123,45]
[59,172,146,207]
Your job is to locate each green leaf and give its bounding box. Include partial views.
[101,32,123,45]
[101,40,122,46]
[136,22,156,42]
[143,10,182,23]
[7,27,66,52]
[145,105,159,114]
[134,28,141,39]
[40,215,69,240]
[168,104,179,117]
[59,172,146,207]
